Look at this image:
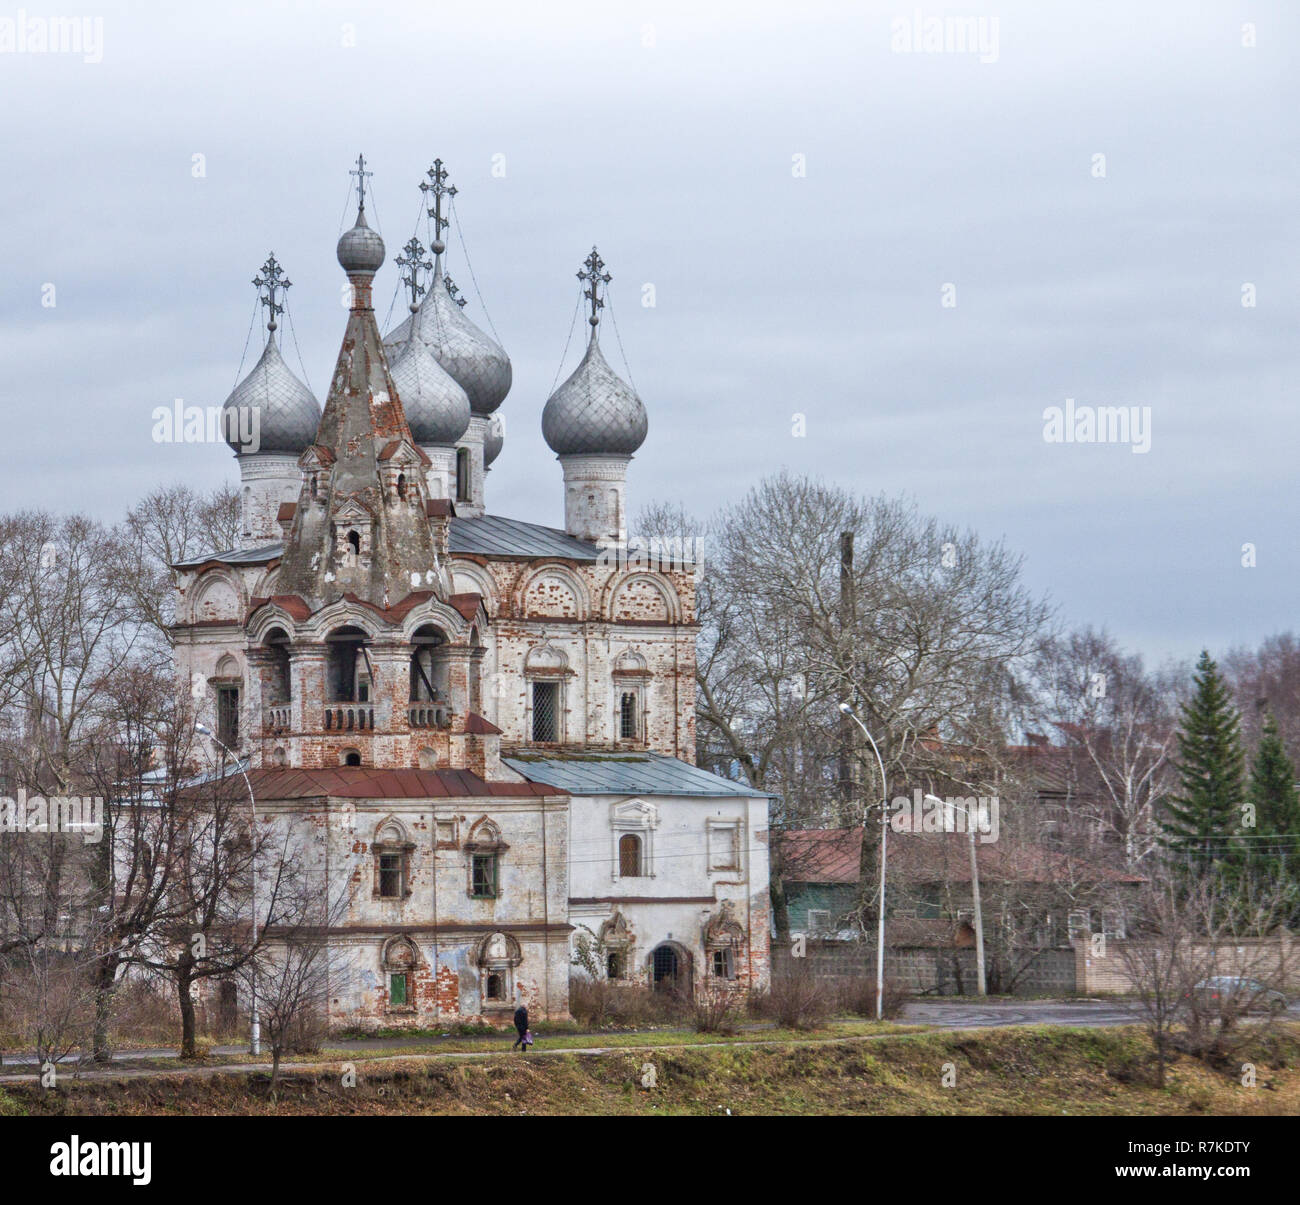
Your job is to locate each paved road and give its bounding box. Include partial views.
[900,999,1146,1029]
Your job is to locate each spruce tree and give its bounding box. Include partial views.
[1162,650,1245,879]
[1246,708,1300,892]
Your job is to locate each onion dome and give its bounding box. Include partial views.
[483,412,505,467]
[384,265,511,415]
[336,205,385,275]
[542,334,647,456]
[382,160,510,415]
[388,335,471,447]
[223,254,320,454]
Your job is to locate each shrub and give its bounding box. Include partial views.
[836,975,906,1020]
[763,967,834,1030]
[691,982,741,1034]
[569,977,688,1029]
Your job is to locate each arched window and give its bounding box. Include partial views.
[265,628,291,704]
[347,529,361,557]
[397,472,407,501]
[619,833,643,878]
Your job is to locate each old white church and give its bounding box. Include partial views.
[171,158,771,1027]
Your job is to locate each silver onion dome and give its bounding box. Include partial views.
[337,207,385,274]
[388,334,472,447]
[483,412,505,467]
[385,266,511,415]
[542,335,647,457]
[222,335,321,454]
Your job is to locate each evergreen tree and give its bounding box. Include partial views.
[1162,650,1245,879]
[1246,708,1300,897]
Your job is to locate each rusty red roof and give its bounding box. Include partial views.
[244,766,562,801]
[248,594,313,622]
[447,593,483,621]
[426,498,456,518]
[464,712,503,735]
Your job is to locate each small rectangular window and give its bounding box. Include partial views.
[531,681,558,742]
[712,948,735,979]
[389,973,407,1007]
[807,909,832,935]
[216,686,240,746]
[378,853,402,898]
[471,853,498,899]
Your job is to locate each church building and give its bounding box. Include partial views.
[170,157,772,1027]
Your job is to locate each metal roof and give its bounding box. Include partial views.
[176,514,602,570]
[449,515,602,561]
[502,751,772,798]
[174,543,283,568]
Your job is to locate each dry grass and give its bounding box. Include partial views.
[7,1024,1299,1116]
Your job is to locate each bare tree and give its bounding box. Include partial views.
[1034,627,1184,869]
[122,482,240,649]
[1118,870,1294,1087]
[252,877,354,1095]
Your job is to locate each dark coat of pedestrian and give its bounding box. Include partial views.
[512,1005,530,1052]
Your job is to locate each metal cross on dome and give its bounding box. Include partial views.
[395,236,432,310]
[420,158,457,244]
[444,274,468,308]
[350,152,373,209]
[252,253,291,332]
[578,246,611,326]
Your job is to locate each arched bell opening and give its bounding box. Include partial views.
[326,625,371,703]
[408,623,452,703]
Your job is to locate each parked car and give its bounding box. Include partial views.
[1185,976,1288,1014]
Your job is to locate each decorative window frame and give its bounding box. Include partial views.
[475,931,522,1012]
[524,643,573,745]
[612,649,651,746]
[372,817,416,901]
[381,935,420,1014]
[465,817,508,899]
[610,800,658,883]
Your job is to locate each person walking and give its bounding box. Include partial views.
[512,1004,530,1053]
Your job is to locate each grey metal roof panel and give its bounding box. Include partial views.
[174,514,600,570]
[449,515,602,561]
[173,544,284,568]
[502,751,774,798]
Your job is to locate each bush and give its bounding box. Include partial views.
[569,977,689,1030]
[836,975,906,1020]
[691,983,741,1034]
[757,967,834,1030]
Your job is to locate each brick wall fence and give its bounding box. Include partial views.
[1075,934,1298,995]
[771,939,1076,997]
[773,935,1299,998]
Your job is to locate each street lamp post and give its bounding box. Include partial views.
[838,703,889,1021]
[195,722,261,1055]
[924,793,987,996]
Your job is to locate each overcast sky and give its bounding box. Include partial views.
[1,0,1295,664]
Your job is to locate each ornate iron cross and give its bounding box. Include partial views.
[252,253,291,332]
[444,274,468,308]
[395,237,432,311]
[350,152,373,209]
[578,246,611,326]
[420,158,457,246]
